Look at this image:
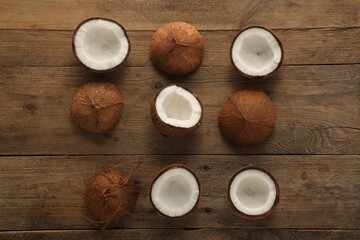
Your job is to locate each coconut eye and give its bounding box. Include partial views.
[150,165,200,217]
[218,90,276,145]
[150,85,203,137]
[150,22,204,75]
[73,18,130,72]
[228,167,280,219]
[231,26,283,79]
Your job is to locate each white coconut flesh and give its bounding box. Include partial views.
[229,169,277,216]
[231,27,282,77]
[151,167,199,217]
[74,19,129,71]
[155,86,202,128]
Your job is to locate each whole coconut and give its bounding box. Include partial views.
[150,22,204,75]
[85,169,139,225]
[218,90,276,145]
[70,82,123,133]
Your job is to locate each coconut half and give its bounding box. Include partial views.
[150,22,204,75]
[231,26,283,79]
[218,90,276,145]
[70,82,123,133]
[228,166,280,219]
[150,85,203,137]
[150,164,200,217]
[73,18,130,72]
[85,168,139,225]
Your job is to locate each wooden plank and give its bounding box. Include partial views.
[0,155,359,230]
[0,0,358,30]
[1,28,359,67]
[1,229,359,240]
[0,66,359,155]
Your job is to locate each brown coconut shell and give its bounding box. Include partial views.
[72,17,131,73]
[228,166,280,219]
[85,169,139,224]
[230,26,284,80]
[70,82,123,133]
[150,85,203,138]
[150,22,204,75]
[149,164,201,218]
[218,90,276,145]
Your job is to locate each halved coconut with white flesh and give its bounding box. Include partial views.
[231,26,283,79]
[228,166,280,219]
[150,164,200,217]
[73,18,130,72]
[150,85,203,137]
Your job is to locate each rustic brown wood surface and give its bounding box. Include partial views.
[0,0,359,239]
[0,0,358,30]
[1,229,360,240]
[1,155,360,230]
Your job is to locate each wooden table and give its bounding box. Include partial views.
[0,1,359,239]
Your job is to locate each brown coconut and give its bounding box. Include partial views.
[228,166,280,219]
[70,82,123,133]
[218,90,276,145]
[150,85,203,138]
[150,22,204,75]
[85,169,139,225]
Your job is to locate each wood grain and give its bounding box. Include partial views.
[1,28,359,67]
[0,0,358,30]
[1,65,359,155]
[0,0,359,237]
[0,155,359,230]
[1,229,359,240]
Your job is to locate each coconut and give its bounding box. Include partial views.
[73,17,130,72]
[218,90,276,145]
[150,22,204,75]
[231,26,283,79]
[150,164,200,217]
[228,166,280,219]
[85,168,139,225]
[70,82,123,133]
[150,85,203,137]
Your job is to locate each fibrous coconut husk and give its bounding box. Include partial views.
[218,90,276,145]
[150,22,204,75]
[70,82,123,133]
[150,86,203,138]
[85,168,139,226]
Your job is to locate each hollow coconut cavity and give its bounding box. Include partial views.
[218,90,276,145]
[73,18,130,72]
[228,166,279,219]
[150,85,203,137]
[70,82,123,133]
[231,26,283,79]
[85,168,139,226]
[150,164,200,217]
[150,22,204,75]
